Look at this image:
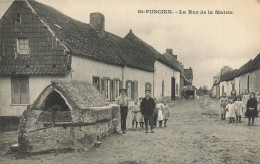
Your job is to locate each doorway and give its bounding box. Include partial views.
[171,77,175,100]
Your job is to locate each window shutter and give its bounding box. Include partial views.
[131,81,135,100]
[20,78,29,104]
[111,80,114,100]
[134,81,138,100]
[125,81,129,97]
[11,78,20,104]
[101,78,105,91]
[119,80,122,90]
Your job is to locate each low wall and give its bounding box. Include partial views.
[18,105,120,152]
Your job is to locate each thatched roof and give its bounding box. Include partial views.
[30,80,106,110]
[120,31,181,72]
[219,53,260,83]
[162,52,181,72]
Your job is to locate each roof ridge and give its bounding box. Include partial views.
[25,0,69,51]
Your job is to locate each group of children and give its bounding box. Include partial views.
[130,97,170,129]
[220,90,259,126]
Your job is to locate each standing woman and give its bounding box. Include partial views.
[245,93,258,126]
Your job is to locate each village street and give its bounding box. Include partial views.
[1,96,260,164]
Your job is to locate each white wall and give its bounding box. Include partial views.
[154,61,180,99]
[0,74,70,116]
[173,70,181,97]
[219,81,227,97]
[239,69,260,93]
[29,75,71,103]
[123,66,154,98]
[234,77,240,94]
[71,56,122,81]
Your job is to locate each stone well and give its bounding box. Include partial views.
[18,80,120,152]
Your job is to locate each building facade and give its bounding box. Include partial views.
[0,0,187,117]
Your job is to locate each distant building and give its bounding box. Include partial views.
[212,54,260,98]
[212,66,232,98]
[184,67,193,84]
[162,49,195,99]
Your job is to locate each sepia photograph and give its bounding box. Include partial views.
[0,0,260,163]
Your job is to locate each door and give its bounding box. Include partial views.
[171,77,175,100]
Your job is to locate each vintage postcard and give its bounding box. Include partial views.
[0,0,259,163]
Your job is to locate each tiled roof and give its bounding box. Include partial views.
[0,55,70,75]
[27,0,125,67]
[0,0,183,75]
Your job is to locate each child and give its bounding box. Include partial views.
[242,89,250,111]
[157,103,164,128]
[230,90,237,102]
[153,98,159,127]
[131,99,139,128]
[162,99,170,127]
[225,99,236,123]
[256,92,260,115]
[220,93,228,120]
[140,89,156,133]
[245,93,258,126]
[234,96,243,122]
[137,97,144,127]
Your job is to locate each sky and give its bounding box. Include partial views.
[0,0,260,89]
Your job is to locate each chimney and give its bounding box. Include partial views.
[90,13,105,36]
[166,48,173,55]
[166,48,177,59]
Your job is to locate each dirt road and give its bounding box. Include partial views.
[1,96,259,164]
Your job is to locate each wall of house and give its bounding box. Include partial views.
[0,74,71,116]
[219,81,227,97]
[71,56,122,82]
[239,69,260,93]
[154,61,180,99]
[123,66,154,98]
[219,69,260,97]
[29,74,71,103]
[173,70,181,97]
[234,77,240,94]
[0,1,70,116]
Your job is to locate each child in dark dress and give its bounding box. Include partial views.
[245,93,258,126]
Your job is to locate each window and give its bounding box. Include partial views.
[145,82,152,92]
[11,76,29,104]
[112,79,120,100]
[17,39,29,54]
[126,81,132,98]
[15,14,22,23]
[93,76,100,91]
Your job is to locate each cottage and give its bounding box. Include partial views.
[0,0,183,126]
[212,54,260,98]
